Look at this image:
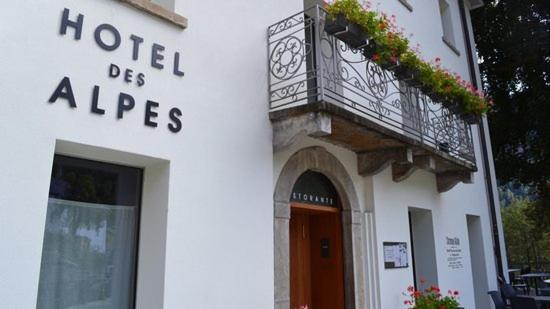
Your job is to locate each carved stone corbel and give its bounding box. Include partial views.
[272,112,332,152]
[358,147,413,176]
[436,171,474,193]
[392,155,436,182]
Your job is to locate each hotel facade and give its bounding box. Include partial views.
[0,0,507,308]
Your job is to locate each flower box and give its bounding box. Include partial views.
[325,0,491,117]
[362,41,378,60]
[461,113,480,124]
[442,100,462,114]
[420,87,446,104]
[393,65,422,86]
[325,14,368,49]
[379,60,400,72]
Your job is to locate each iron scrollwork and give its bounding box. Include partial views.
[267,7,475,165]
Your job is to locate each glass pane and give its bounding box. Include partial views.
[48,155,142,207]
[37,156,141,309]
[291,171,339,207]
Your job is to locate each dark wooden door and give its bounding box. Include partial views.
[290,204,345,309]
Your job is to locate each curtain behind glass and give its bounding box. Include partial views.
[37,198,137,309]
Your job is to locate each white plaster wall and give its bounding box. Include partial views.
[376,0,470,79]
[0,0,303,308]
[372,166,498,309]
[273,2,501,308]
[0,0,502,308]
[274,133,498,309]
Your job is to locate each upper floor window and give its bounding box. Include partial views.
[439,0,459,53]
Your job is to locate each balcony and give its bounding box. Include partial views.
[268,6,477,192]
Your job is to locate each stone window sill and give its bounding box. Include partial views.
[398,0,413,12]
[118,0,187,29]
[442,36,461,56]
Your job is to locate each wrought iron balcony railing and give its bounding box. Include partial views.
[267,6,476,166]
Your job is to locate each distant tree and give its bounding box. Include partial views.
[502,198,550,269]
[471,1,549,202]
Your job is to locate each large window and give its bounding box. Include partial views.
[37,155,142,309]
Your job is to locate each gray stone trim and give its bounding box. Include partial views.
[363,212,381,309]
[436,170,473,192]
[274,201,291,219]
[398,0,414,12]
[118,0,188,29]
[357,148,413,176]
[442,36,461,56]
[272,112,331,152]
[273,146,366,309]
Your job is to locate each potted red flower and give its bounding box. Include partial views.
[403,284,461,309]
[324,0,492,119]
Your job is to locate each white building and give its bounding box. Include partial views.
[0,0,507,308]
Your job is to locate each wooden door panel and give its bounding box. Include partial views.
[290,206,345,309]
[290,213,311,309]
[310,213,345,309]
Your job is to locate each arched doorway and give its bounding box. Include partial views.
[290,171,345,309]
[273,146,370,309]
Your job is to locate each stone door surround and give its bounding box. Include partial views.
[274,146,367,309]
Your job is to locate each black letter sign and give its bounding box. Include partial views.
[117,93,135,119]
[173,52,185,77]
[94,24,121,51]
[91,85,105,115]
[130,34,144,61]
[144,100,159,127]
[49,76,77,108]
[168,107,182,133]
[60,8,83,40]
[151,43,165,69]
[109,64,120,78]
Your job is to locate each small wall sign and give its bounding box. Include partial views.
[383,242,408,269]
[445,237,464,270]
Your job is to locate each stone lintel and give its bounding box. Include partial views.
[119,0,188,29]
[358,148,413,176]
[272,112,331,152]
[436,171,474,193]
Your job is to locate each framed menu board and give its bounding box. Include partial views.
[383,242,409,269]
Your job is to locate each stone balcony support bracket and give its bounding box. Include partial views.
[392,155,437,182]
[436,171,474,193]
[272,112,332,152]
[357,148,413,176]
